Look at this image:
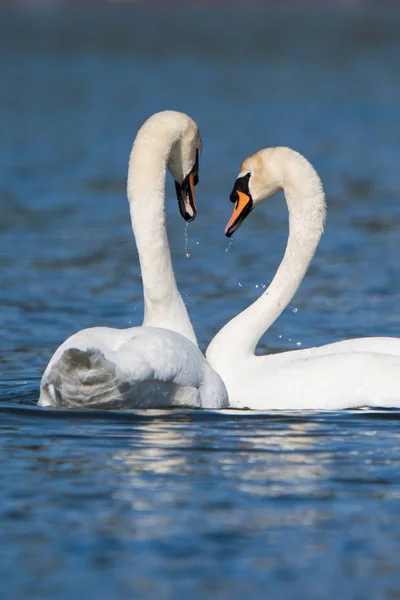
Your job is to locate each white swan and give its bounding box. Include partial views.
[207,147,400,410]
[39,111,228,410]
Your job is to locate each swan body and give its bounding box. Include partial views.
[39,111,228,410]
[207,147,400,410]
[39,327,226,409]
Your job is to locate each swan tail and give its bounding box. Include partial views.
[39,348,121,408]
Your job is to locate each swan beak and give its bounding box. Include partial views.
[175,171,197,222]
[225,191,253,237]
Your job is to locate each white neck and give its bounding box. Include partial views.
[207,148,326,360]
[127,113,197,345]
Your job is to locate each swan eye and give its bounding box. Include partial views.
[230,172,251,203]
[230,189,238,204]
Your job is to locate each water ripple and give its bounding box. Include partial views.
[2,5,400,600]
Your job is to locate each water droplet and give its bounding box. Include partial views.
[278,334,282,339]
[225,240,233,253]
[296,341,302,347]
[238,282,242,287]
[255,284,259,288]
[184,222,190,257]
[196,241,199,245]
[288,338,292,342]
[292,307,298,313]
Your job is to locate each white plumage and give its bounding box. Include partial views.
[40,327,226,409]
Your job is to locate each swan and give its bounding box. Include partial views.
[206,146,400,410]
[39,111,228,410]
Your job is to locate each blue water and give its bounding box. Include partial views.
[1,5,400,599]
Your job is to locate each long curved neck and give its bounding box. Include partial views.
[208,150,325,360]
[127,119,197,345]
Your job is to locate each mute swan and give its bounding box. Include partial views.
[39,111,228,410]
[207,147,400,410]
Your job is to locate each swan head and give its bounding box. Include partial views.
[225,149,282,238]
[128,110,202,223]
[167,116,202,223]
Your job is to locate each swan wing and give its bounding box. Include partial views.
[231,351,400,410]
[39,326,228,409]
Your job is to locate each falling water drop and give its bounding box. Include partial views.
[184,223,191,258]
[225,240,233,253]
[296,341,302,347]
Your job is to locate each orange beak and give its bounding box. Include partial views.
[225,191,252,237]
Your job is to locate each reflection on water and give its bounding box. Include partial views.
[1,407,400,599]
[1,4,400,599]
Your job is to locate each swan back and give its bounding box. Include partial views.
[40,326,228,409]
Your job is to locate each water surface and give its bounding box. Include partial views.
[1,5,400,599]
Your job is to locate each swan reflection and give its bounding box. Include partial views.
[110,414,331,513]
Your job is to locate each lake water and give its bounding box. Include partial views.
[1,5,400,599]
